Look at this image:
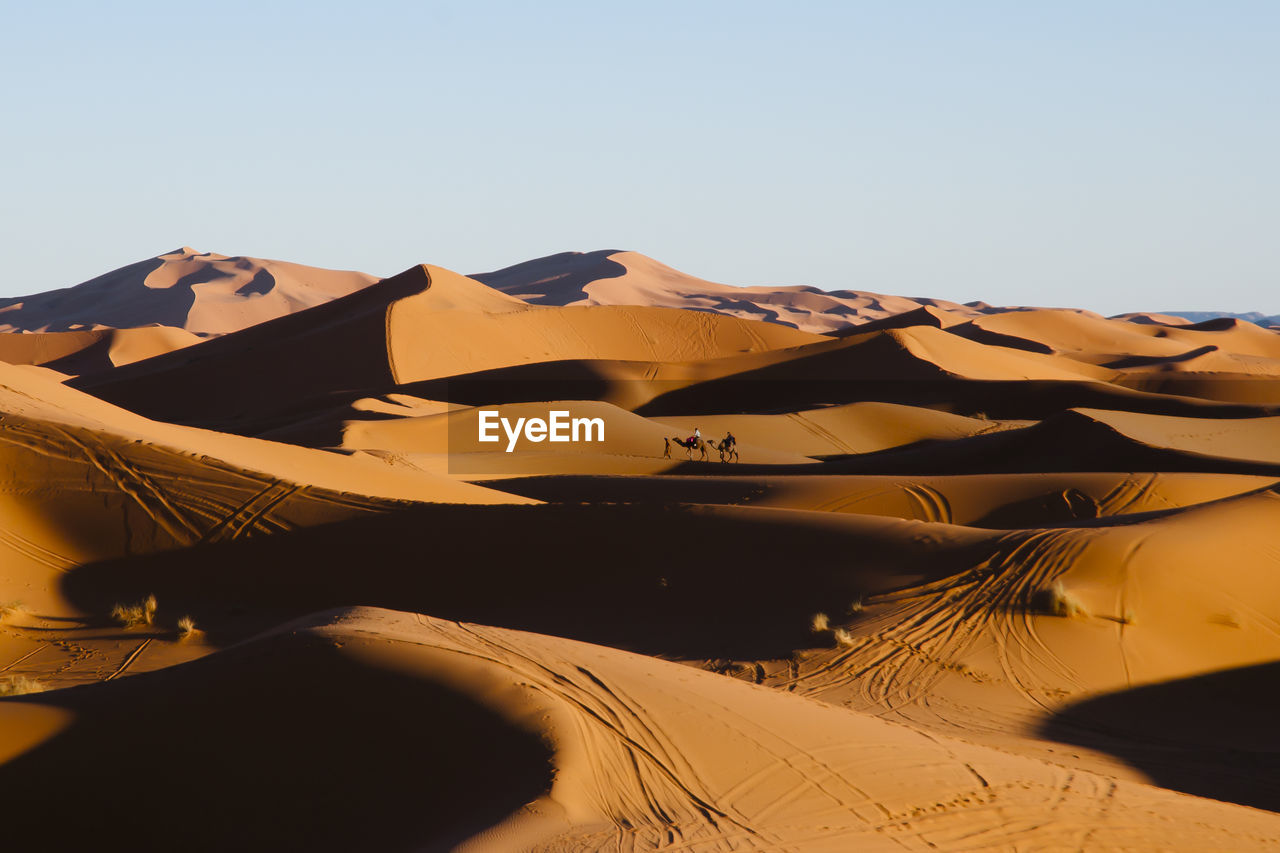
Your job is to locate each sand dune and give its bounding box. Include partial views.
[0,363,524,617]
[73,264,820,433]
[474,250,997,333]
[773,408,1280,478]
[0,325,200,375]
[0,247,377,336]
[4,608,1279,850]
[4,247,1280,849]
[474,250,1253,345]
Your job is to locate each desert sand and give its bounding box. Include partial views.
[2,249,1280,850]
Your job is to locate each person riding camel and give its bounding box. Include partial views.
[691,426,701,445]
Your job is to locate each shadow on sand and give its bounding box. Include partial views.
[0,631,552,850]
[1037,661,1280,812]
[59,503,992,662]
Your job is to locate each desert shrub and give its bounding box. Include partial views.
[1032,581,1088,618]
[177,615,201,641]
[111,594,158,628]
[0,676,46,697]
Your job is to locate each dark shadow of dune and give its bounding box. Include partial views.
[969,487,1101,527]
[41,334,117,375]
[0,255,196,331]
[1179,316,1253,332]
[59,503,995,662]
[806,411,1280,476]
[946,321,1056,354]
[0,629,552,851]
[683,298,797,329]
[471,249,626,305]
[1105,344,1218,370]
[637,375,1276,420]
[172,259,236,290]
[658,412,1280,478]
[480,476,1177,530]
[1113,373,1280,406]
[828,306,945,337]
[72,266,433,427]
[1037,661,1280,812]
[227,363,626,445]
[483,475,772,507]
[234,267,275,296]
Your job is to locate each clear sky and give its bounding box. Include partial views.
[2,1,1276,315]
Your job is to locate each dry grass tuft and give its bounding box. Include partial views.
[1034,581,1089,618]
[0,601,26,623]
[0,676,46,697]
[833,628,855,647]
[849,597,865,615]
[112,594,158,628]
[811,613,830,632]
[177,615,201,641]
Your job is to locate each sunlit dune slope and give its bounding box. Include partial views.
[3,608,1276,851]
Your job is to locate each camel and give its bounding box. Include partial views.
[664,435,710,461]
[713,436,739,463]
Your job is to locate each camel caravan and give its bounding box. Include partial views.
[663,428,738,462]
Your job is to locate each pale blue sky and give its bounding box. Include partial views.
[1,1,1275,314]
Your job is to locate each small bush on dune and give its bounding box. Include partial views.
[1033,581,1089,618]
[177,615,201,641]
[111,594,158,628]
[0,676,46,697]
[810,613,858,647]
